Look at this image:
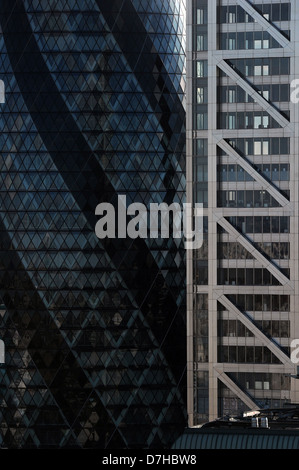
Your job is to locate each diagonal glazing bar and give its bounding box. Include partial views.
[214,366,258,410]
[237,0,292,50]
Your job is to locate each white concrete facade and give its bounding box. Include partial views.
[187,0,299,426]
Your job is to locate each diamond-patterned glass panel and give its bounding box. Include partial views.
[0,0,187,448]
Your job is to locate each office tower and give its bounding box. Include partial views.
[0,0,187,448]
[187,0,299,426]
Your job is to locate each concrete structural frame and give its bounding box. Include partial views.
[187,0,299,426]
[0,0,187,449]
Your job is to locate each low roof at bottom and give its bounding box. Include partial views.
[172,428,299,450]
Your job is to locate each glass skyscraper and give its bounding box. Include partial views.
[0,0,187,448]
[187,0,299,426]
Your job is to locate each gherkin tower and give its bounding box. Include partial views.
[0,0,187,448]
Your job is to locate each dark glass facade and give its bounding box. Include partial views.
[0,0,187,448]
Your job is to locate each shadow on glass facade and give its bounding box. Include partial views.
[0,0,187,448]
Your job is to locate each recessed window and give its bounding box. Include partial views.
[197,8,206,25]
[228,89,236,103]
[219,4,292,24]
[197,34,207,51]
[197,60,207,78]
[197,87,205,104]
[254,65,262,76]
[254,140,269,155]
[228,12,236,23]
[254,141,262,155]
[254,64,269,76]
[255,380,270,390]
[228,191,236,201]
[254,115,269,129]
[228,114,236,129]
[228,37,236,50]
[196,139,208,156]
[263,140,269,155]
[197,112,208,130]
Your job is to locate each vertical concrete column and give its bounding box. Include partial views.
[289,0,299,403]
[186,0,195,428]
[208,0,219,421]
